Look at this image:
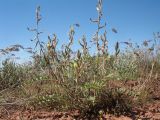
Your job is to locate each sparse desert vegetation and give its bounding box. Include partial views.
[0,0,160,119]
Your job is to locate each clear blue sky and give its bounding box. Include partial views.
[0,0,160,61]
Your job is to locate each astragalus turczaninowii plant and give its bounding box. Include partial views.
[0,0,160,119]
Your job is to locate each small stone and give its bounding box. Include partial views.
[153,113,160,120]
[145,112,153,118]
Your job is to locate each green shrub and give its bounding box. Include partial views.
[112,53,139,81]
[0,60,26,90]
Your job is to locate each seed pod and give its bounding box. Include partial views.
[77,50,81,59]
[115,42,120,56]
